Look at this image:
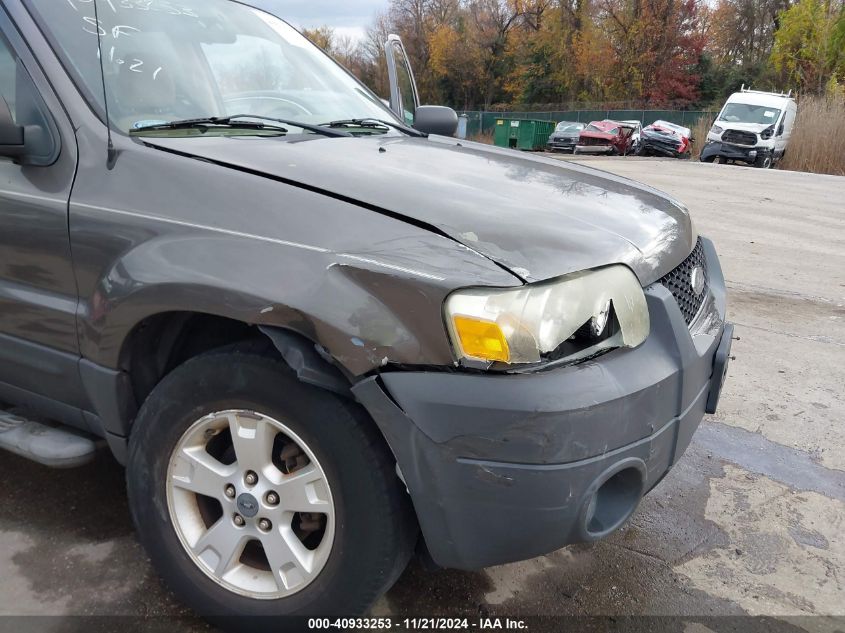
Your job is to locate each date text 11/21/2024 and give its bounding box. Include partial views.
[308,619,530,630]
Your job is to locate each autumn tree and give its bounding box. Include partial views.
[301,0,831,111]
[771,0,845,93]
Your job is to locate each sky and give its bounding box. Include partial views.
[254,1,386,43]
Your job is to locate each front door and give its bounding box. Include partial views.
[0,9,82,411]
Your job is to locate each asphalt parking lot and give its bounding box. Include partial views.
[1,157,843,632]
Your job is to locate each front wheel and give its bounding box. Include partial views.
[127,352,416,629]
[754,154,773,169]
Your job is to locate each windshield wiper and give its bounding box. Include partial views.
[323,118,427,137]
[131,115,352,138]
[130,117,287,134]
[223,114,352,138]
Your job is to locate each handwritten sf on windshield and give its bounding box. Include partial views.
[66,0,200,79]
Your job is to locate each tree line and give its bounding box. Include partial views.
[303,0,845,110]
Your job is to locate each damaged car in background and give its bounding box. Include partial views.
[638,120,693,158]
[0,0,734,627]
[547,121,585,152]
[575,120,639,155]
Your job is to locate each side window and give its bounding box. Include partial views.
[391,46,416,125]
[0,36,15,120]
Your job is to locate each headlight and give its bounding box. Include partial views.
[444,266,650,367]
[710,125,723,135]
[760,126,774,140]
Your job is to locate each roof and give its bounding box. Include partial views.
[726,91,795,108]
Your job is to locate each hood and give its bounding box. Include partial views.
[579,131,615,141]
[142,134,695,285]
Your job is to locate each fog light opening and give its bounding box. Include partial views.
[585,467,643,537]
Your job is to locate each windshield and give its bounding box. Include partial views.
[556,123,583,133]
[26,0,399,136]
[719,103,782,125]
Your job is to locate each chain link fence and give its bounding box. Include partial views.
[460,110,716,138]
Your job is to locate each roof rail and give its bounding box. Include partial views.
[740,84,793,98]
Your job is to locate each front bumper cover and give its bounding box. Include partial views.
[575,144,615,154]
[548,138,578,151]
[641,138,684,157]
[701,141,771,164]
[353,238,730,570]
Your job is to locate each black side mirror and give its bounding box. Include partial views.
[414,105,459,137]
[0,97,25,158]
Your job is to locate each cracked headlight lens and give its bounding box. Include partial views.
[445,266,650,366]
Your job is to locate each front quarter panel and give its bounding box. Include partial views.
[69,138,519,375]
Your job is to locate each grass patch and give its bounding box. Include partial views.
[467,130,494,145]
[780,95,845,177]
[691,114,715,160]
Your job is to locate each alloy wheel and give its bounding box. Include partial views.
[166,410,335,599]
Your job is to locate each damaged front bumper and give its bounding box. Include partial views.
[548,138,578,152]
[575,144,614,154]
[353,239,731,570]
[641,139,685,157]
[701,141,770,164]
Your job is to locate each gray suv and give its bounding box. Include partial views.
[547,121,585,152]
[0,0,733,626]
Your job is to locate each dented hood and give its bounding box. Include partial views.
[578,131,615,141]
[143,134,696,285]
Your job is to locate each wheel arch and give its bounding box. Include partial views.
[83,311,357,454]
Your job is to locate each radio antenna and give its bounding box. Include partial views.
[92,0,117,168]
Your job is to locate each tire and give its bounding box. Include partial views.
[754,154,773,169]
[127,351,417,630]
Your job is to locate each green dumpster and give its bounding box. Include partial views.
[493,118,557,151]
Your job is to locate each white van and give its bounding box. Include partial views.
[701,87,798,168]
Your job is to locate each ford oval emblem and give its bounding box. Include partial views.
[690,266,706,297]
[236,493,260,518]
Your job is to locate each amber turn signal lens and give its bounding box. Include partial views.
[452,316,511,363]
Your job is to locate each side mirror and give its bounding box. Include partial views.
[0,97,25,159]
[414,105,458,137]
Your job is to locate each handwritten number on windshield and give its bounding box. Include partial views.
[71,0,167,81]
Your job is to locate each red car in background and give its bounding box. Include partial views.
[575,120,638,155]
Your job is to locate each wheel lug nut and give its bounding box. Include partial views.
[266,492,279,506]
[233,514,245,527]
[224,485,236,499]
[244,471,258,486]
[258,518,272,532]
